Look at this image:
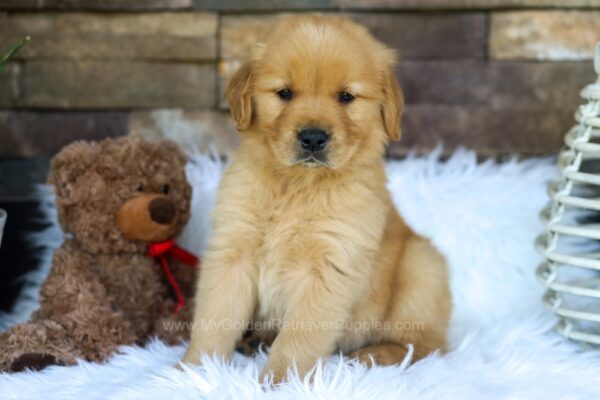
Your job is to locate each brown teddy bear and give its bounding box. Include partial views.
[0,135,198,372]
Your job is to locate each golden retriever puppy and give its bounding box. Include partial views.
[182,15,451,382]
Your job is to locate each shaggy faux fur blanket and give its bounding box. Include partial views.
[1,149,600,400]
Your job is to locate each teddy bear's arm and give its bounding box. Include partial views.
[35,242,113,317]
[0,241,137,372]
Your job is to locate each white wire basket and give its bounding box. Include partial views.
[536,43,600,346]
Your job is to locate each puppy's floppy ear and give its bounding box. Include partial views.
[226,62,254,131]
[380,67,404,141]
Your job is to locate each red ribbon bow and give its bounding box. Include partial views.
[147,239,199,313]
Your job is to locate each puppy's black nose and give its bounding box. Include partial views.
[298,129,329,152]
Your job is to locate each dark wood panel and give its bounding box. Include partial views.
[0,111,128,157]
[389,105,571,156]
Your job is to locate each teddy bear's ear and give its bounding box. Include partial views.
[48,140,100,204]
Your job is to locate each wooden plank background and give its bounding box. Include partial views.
[0,0,599,171]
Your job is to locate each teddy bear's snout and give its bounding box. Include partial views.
[149,197,176,225]
[116,193,180,243]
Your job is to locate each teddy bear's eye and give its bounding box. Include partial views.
[162,184,170,195]
[137,184,144,192]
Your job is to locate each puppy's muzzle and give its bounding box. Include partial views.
[298,128,330,153]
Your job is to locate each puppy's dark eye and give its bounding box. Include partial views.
[276,88,293,101]
[162,184,170,195]
[339,91,355,104]
[136,184,144,192]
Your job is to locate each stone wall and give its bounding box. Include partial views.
[1,1,600,184]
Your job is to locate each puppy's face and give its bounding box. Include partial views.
[226,16,404,170]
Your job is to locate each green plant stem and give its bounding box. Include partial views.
[0,36,31,72]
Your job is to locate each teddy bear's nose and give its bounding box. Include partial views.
[149,197,176,225]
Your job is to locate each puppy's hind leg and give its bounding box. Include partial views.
[350,236,451,368]
[348,343,410,367]
[349,333,445,367]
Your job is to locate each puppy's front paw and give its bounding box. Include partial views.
[177,349,202,370]
[260,356,291,385]
[260,365,287,385]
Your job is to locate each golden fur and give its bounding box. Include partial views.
[182,15,451,382]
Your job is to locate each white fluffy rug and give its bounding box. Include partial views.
[2,149,600,400]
